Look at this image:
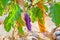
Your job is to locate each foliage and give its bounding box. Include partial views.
[49,2,60,27]
[43,5,48,12]
[27,7,43,23]
[0,0,10,6]
[18,26,24,35]
[0,0,60,35]
[4,3,22,32]
[0,0,10,15]
[32,0,40,5]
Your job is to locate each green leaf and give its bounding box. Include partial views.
[0,0,10,6]
[0,2,4,16]
[42,0,46,2]
[32,0,40,5]
[0,5,3,16]
[37,9,43,24]
[27,7,38,23]
[24,2,28,7]
[4,4,22,32]
[49,2,60,27]
[43,5,48,12]
[27,7,43,23]
[18,26,24,35]
[17,16,25,26]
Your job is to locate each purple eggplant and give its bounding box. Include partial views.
[25,13,31,31]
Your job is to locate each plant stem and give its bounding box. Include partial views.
[37,0,46,32]
[11,29,15,40]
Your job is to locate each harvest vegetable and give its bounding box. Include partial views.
[24,13,31,31]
